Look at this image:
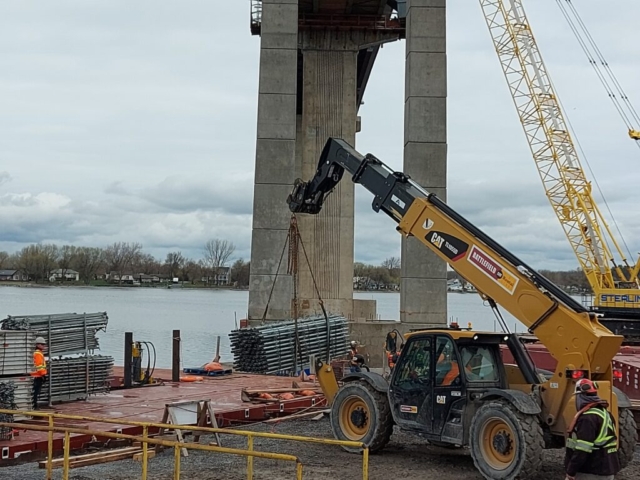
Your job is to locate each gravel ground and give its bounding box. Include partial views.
[4,417,640,480]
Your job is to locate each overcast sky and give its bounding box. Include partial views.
[0,1,638,271]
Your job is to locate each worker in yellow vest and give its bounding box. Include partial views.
[30,337,48,410]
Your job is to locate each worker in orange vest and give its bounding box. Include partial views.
[31,337,48,410]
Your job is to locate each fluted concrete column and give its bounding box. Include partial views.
[295,36,358,319]
[401,0,448,326]
[248,0,299,323]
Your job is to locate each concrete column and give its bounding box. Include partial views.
[248,0,299,323]
[295,40,358,319]
[401,0,448,326]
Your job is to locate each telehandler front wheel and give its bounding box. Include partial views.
[618,407,638,470]
[470,400,544,480]
[330,381,393,453]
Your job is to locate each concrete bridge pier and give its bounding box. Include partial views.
[247,1,448,344]
[295,30,399,321]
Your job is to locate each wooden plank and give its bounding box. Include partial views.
[38,447,141,469]
[67,450,142,469]
[168,408,188,457]
[243,388,322,395]
[133,450,156,462]
[263,409,330,424]
[208,402,222,447]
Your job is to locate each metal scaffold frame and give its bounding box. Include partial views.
[1,312,112,406]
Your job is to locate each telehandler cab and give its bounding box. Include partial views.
[287,138,637,480]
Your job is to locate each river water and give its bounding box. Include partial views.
[0,286,525,369]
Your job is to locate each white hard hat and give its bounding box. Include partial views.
[35,337,46,344]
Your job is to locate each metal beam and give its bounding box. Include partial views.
[378,0,387,14]
[124,332,133,388]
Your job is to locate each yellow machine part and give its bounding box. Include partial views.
[315,361,340,406]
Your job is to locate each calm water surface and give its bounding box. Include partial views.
[0,286,526,369]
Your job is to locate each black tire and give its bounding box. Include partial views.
[330,381,393,453]
[469,400,544,480]
[618,408,637,470]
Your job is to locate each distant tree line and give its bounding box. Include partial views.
[354,256,592,293]
[354,257,401,290]
[0,244,594,293]
[0,240,251,287]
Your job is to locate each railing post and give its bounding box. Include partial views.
[362,447,369,480]
[47,315,52,407]
[124,332,133,388]
[63,431,70,480]
[46,414,53,480]
[174,444,181,480]
[172,330,181,382]
[247,434,254,480]
[142,425,148,480]
[296,461,303,480]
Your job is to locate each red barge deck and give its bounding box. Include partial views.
[0,368,325,462]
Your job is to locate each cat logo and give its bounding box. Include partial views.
[436,395,446,405]
[430,232,445,249]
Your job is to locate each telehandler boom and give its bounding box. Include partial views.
[287,137,637,479]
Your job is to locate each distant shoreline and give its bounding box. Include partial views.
[0,282,247,291]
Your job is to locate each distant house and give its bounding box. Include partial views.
[0,269,28,281]
[201,267,231,285]
[108,272,135,284]
[216,267,230,285]
[136,274,160,284]
[49,269,80,282]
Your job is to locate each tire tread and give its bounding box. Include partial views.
[617,407,637,470]
[470,400,544,480]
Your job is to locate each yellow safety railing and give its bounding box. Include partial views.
[0,419,301,480]
[0,408,369,480]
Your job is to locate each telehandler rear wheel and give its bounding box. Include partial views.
[618,407,638,470]
[470,400,543,480]
[330,381,393,453]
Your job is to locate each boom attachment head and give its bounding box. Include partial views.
[287,140,347,214]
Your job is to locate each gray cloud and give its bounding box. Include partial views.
[0,0,638,276]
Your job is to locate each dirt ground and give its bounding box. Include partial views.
[5,416,640,479]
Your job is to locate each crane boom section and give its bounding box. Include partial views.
[288,137,623,431]
[479,0,640,309]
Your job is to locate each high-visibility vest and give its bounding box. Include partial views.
[566,407,618,453]
[31,350,47,377]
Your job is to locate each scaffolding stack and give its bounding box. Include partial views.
[1,312,113,406]
[0,381,17,440]
[1,312,108,356]
[229,314,349,374]
[48,355,114,403]
[0,331,36,426]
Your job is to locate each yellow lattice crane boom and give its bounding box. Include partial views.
[479,0,640,319]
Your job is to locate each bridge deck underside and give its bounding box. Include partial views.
[298,0,392,15]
